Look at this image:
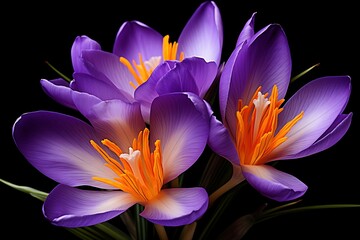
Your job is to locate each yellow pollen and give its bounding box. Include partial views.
[119,35,184,89]
[90,128,164,203]
[236,85,304,165]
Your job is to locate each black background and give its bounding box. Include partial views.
[1,1,358,239]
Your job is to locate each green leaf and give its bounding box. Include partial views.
[45,61,72,82]
[1,178,131,240]
[0,178,48,201]
[257,203,360,224]
[291,63,320,83]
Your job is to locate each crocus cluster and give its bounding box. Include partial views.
[9,1,352,239]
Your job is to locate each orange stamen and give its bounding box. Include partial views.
[91,128,164,203]
[120,35,185,89]
[236,85,304,165]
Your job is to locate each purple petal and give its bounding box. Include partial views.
[290,113,352,159]
[177,58,218,98]
[40,78,77,110]
[134,62,173,122]
[236,12,256,46]
[12,111,117,188]
[178,1,223,65]
[82,50,135,98]
[219,43,243,126]
[113,21,163,61]
[72,73,132,102]
[71,35,101,73]
[150,93,210,183]
[208,115,239,165]
[155,61,199,96]
[242,165,308,202]
[274,76,351,158]
[44,184,137,227]
[73,93,145,151]
[222,24,291,137]
[140,188,208,226]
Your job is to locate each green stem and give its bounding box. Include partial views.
[120,211,136,240]
[135,204,147,240]
[208,164,244,207]
[179,221,197,240]
[154,224,168,240]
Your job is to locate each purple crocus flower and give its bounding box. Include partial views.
[209,13,352,202]
[41,1,223,122]
[12,92,210,227]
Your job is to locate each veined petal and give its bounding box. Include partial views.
[219,43,243,128]
[155,61,199,96]
[223,24,291,137]
[71,35,101,73]
[290,113,352,159]
[208,115,239,165]
[274,76,351,158]
[178,1,223,65]
[229,24,291,106]
[82,50,136,98]
[140,188,208,226]
[150,93,210,183]
[134,62,173,122]
[77,97,145,151]
[40,78,76,110]
[12,111,117,188]
[236,12,256,46]
[242,165,308,202]
[44,184,137,228]
[90,99,145,144]
[113,20,163,61]
[72,73,132,102]
[177,57,218,98]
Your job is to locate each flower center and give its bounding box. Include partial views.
[236,85,304,165]
[90,128,164,203]
[119,35,185,89]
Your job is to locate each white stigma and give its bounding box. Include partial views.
[252,91,270,139]
[120,147,140,163]
[145,56,162,70]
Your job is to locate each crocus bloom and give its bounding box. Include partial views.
[12,92,210,227]
[209,13,352,202]
[41,1,222,122]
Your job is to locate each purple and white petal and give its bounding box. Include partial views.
[155,61,199,96]
[71,35,101,73]
[44,184,137,228]
[72,73,131,102]
[219,43,243,129]
[242,165,308,202]
[228,24,291,106]
[140,187,208,226]
[113,21,163,61]
[134,62,173,122]
[40,78,76,110]
[176,58,218,98]
[273,76,351,158]
[178,1,223,65]
[208,115,240,165]
[12,111,117,188]
[150,93,209,183]
[223,24,291,138]
[81,50,135,98]
[288,113,352,159]
[83,99,145,152]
